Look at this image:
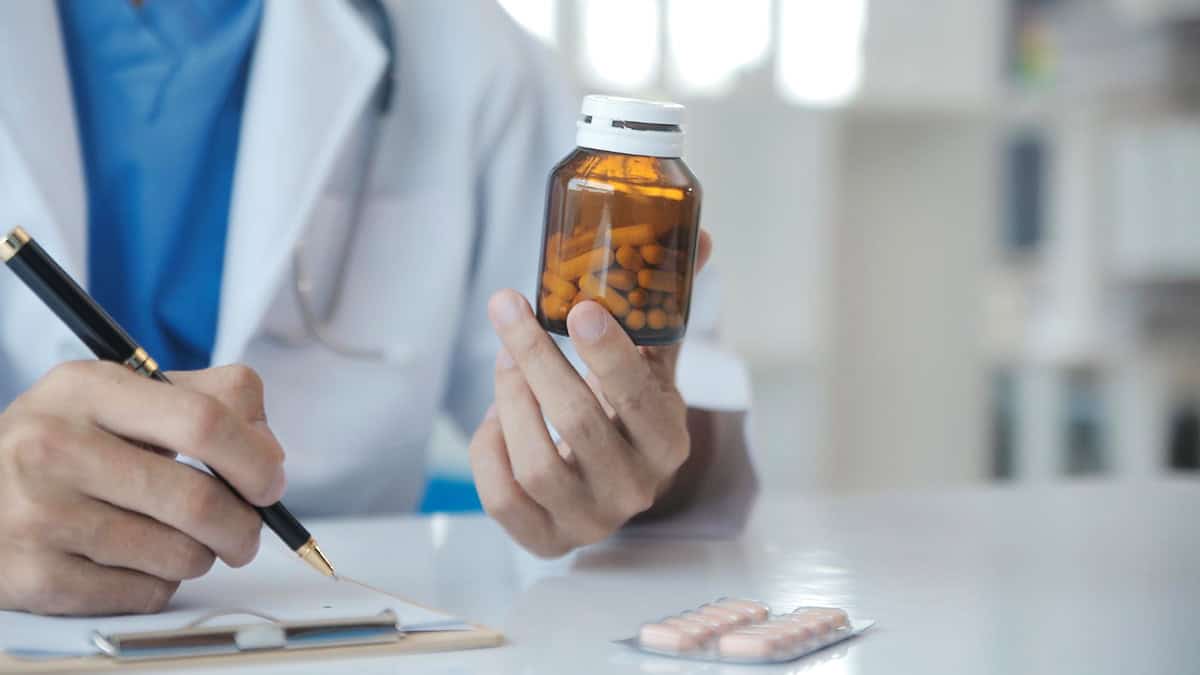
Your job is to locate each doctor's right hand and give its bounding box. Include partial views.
[0,362,286,616]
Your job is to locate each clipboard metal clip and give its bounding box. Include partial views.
[91,609,402,662]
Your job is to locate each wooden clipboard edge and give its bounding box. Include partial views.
[0,622,505,673]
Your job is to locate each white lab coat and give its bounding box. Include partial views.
[0,1,752,520]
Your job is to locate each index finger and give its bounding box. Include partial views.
[566,301,686,471]
[169,366,283,450]
[44,362,286,506]
[487,290,634,481]
[168,365,267,424]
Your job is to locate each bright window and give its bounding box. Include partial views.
[776,0,867,106]
[580,0,660,90]
[498,0,558,46]
[667,0,771,95]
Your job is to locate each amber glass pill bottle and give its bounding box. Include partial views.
[536,95,701,345]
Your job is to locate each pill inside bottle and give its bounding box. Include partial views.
[535,95,701,346]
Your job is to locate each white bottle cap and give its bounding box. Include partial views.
[576,95,685,158]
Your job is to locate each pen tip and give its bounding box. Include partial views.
[298,538,336,577]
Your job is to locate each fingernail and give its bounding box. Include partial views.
[496,347,515,370]
[484,403,498,420]
[489,291,523,327]
[572,302,608,343]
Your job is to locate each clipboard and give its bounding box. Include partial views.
[0,530,505,671]
[0,607,503,672]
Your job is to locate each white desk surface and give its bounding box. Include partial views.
[165,478,1198,675]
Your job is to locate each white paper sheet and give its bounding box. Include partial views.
[0,541,466,655]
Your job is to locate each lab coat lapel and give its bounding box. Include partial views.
[0,2,88,278]
[213,0,387,365]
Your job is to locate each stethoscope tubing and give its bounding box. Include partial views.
[269,0,402,364]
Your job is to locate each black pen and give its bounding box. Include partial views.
[0,226,335,578]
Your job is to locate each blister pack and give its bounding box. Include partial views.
[619,598,874,664]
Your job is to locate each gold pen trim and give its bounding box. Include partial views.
[0,227,31,262]
[124,348,148,370]
[123,347,160,377]
[297,537,336,578]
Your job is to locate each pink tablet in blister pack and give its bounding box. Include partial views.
[620,598,874,664]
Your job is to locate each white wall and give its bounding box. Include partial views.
[856,0,1003,112]
[682,87,837,364]
[829,115,993,491]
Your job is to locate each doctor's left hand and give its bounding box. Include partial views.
[471,231,713,558]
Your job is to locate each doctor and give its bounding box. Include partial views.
[0,0,752,617]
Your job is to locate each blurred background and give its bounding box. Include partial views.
[424,0,1200,509]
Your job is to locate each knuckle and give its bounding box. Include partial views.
[222,365,267,416]
[593,349,645,383]
[518,333,557,366]
[481,487,522,523]
[224,364,264,393]
[7,416,67,476]
[240,439,286,498]
[6,497,47,542]
[245,468,281,507]
[512,457,559,501]
[182,394,229,449]
[555,401,599,445]
[123,452,156,500]
[178,542,217,579]
[663,434,690,474]
[558,512,610,550]
[616,482,656,522]
[181,479,224,525]
[139,579,179,614]
[580,516,616,546]
[87,515,123,554]
[45,360,94,387]
[224,514,262,568]
[638,420,690,476]
[530,538,573,559]
[17,565,74,616]
[608,386,650,415]
[260,442,286,476]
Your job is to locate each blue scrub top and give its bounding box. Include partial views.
[58,0,263,371]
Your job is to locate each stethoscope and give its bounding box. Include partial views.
[280,0,402,363]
